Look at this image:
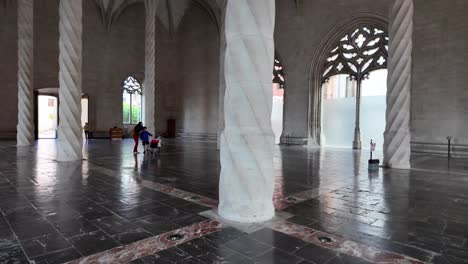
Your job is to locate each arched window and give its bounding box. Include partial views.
[320,25,389,150]
[122,76,142,124]
[322,26,388,82]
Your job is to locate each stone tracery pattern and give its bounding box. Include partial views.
[219,0,276,223]
[144,0,158,134]
[384,0,413,169]
[322,26,388,82]
[16,0,34,146]
[57,0,83,161]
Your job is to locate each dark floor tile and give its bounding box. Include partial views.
[4,205,44,223]
[9,219,58,241]
[113,205,154,219]
[71,200,113,220]
[161,197,193,208]
[0,244,29,264]
[140,188,174,201]
[53,218,99,238]
[203,227,245,244]
[176,203,212,214]
[223,235,272,258]
[326,254,374,264]
[297,261,315,264]
[129,247,193,263]
[254,248,303,264]
[177,237,249,263]
[134,216,180,235]
[91,215,136,235]
[174,214,208,227]
[0,225,16,241]
[21,232,72,258]
[294,243,338,263]
[45,207,82,223]
[148,205,191,221]
[345,232,434,263]
[287,215,318,227]
[69,230,119,256]
[111,228,152,245]
[31,247,82,264]
[249,228,307,253]
[82,207,114,220]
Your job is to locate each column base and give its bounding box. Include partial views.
[218,203,275,224]
[353,140,362,150]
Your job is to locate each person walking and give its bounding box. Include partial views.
[131,122,143,154]
[83,122,90,140]
[139,127,153,154]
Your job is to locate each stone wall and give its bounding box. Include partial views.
[411,0,468,156]
[83,1,145,135]
[155,0,220,139]
[0,2,18,138]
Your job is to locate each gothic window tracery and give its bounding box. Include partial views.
[322,26,388,83]
[122,76,142,124]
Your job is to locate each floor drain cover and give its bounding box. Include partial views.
[317,236,334,243]
[287,197,297,202]
[167,234,184,241]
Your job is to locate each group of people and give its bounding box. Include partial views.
[131,122,154,154]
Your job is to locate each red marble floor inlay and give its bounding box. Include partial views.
[270,220,426,264]
[67,220,225,264]
[141,181,219,208]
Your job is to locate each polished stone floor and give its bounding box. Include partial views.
[0,139,467,263]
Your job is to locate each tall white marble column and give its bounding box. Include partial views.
[144,0,159,134]
[57,0,83,162]
[384,0,413,169]
[16,0,34,146]
[219,0,276,223]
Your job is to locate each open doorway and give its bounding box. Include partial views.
[37,95,58,139]
[81,95,89,134]
[272,55,285,145]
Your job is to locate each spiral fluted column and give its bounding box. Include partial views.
[219,0,276,223]
[16,0,34,146]
[384,0,413,169]
[144,0,158,134]
[57,0,83,161]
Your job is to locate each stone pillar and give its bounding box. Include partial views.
[144,0,159,134]
[16,0,34,146]
[384,0,413,169]
[57,0,83,162]
[219,0,276,223]
[353,80,362,149]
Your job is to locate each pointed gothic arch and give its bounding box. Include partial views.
[308,13,389,147]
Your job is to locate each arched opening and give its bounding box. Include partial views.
[320,25,388,150]
[272,55,285,145]
[122,76,142,125]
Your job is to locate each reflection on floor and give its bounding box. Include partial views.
[0,139,466,263]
